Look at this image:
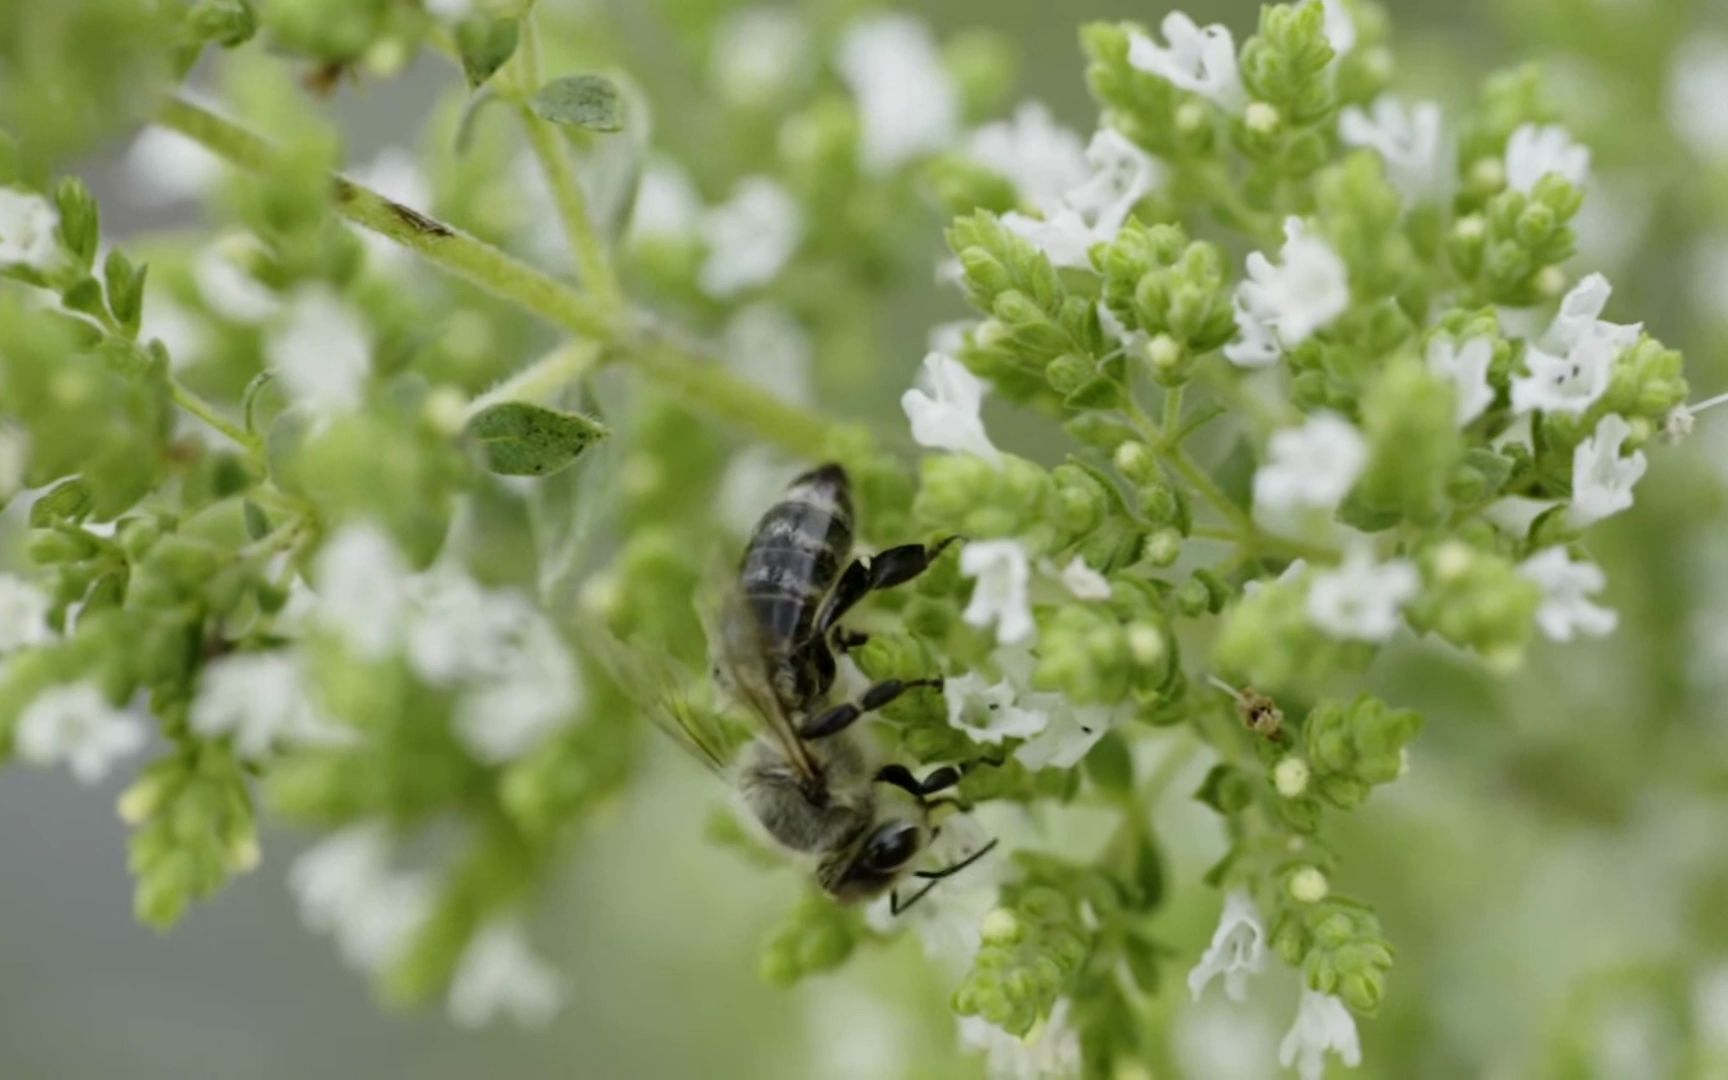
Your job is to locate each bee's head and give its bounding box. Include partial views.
[817,818,927,903]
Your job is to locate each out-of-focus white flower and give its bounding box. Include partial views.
[1426,336,1495,425]
[0,573,53,653]
[1187,888,1268,1002]
[141,292,210,371]
[447,920,565,1029]
[1569,413,1647,528]
[1128,13,1247,113]
[452,616,583,764]
[712,7,813,108]
[928,320,974,356]
[1252,413,1368,534]
[1225,298,1284,367]
[1339,96,1450,203]
[313,524,413,659]
[15,682,145,784]
[194,239,280,323]
[1307,546,1419,642]
[629,158,702,242]
[123,128,225,206]
[1518,548,1617,642]
[1174,997,1281,1080]
[722,303,814,406]
[1667,39,1728,162]
[902,352,1002,464]
[945,672,1050,745]
[1505,123,1590,193]
[1056,557,1112,600]
[967,103,1091,210]
[1318,0,1357,57]
[961,540,1035,644]
[1235,218,1350,352]
[698,177,802,298]
[1279,990,1362,1080]
[406,568,535,686]
[289,824,434,974]
[0,188,61,271]
[836,14,959,173]
[961,998,1083,1080]
[1014,700,1119,770]
[1000,130,1162,270]
[191,651,353,760]
[266,286,372,420]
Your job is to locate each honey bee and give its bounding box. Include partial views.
[613,463,996,912]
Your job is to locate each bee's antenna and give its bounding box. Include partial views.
[891,837,1000,916]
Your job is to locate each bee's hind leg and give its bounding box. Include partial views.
[797,677,942,739]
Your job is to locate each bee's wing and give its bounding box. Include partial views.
[700,582,826,788]
[580,627,737,776]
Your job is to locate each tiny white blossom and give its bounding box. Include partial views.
[313,524,413,659]
[141,292,210,371]
[1569,413,1647,528]
[628,158,702,242]
[836,14,959,174]
[15,681,146,784]
[1511,337,1617,417]
[961,540,1036,645]
[712,7,813,108]
[999,208,1098,270]
[1543,272,1642,357]
[902,352,1002,464]
[0,187,61,272]
[1518,548,1617,642]
[448,920,566,1029]
[1279,989,1363,1080]
[1236,218,1350,351]
[1127,13,1247,114]
[1426,336,1495,425]
[967,103,1091,211]
[406,568,536,686]
[722,303,814,406]
[1667,39,1728,163]
[1338,96,1450,203]
[1014,700,1119,770]
[1187,888,1268,1002]
[452,617,583,764]
[0,573,53,653]
[1318,0,1357,56]
[266,286,372,420]
[194,239,280,323]
[945,672,1049,745]
[1306,546,1419,642]
[191,651,352,760]
[1001,129,1161,270]
[1252,413,1368,534]
[698,177,803,298]
[961,998,1082,1080]
[289,824,434,974]
[1224,298,1283,368]
[1056,557,1112,600]
[1505,123,1591,194]
[123,127,224,206]
[1482,495,1558,538]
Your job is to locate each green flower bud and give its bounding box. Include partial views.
[1405,541,1539,663]
[1143,527,1182,568]
[915,454,1058,548]
[1349,357,1464,528]
[1302,696,1424,809]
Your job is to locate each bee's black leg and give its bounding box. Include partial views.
[816,537,959,643]
[832,627,870,653]
[797,677,942,739]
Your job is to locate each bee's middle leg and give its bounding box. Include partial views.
[796,677,942,739]
[816,537,958,648]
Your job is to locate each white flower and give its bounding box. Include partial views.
[452,616,583,764]
[945,672,1050,745]
[123,127,224,206]
[866,813,1002,968]
[697,176,803,298]
[1518,548,1617,642]
[999,208,1099,270]
[960,540,1035,645]
[1235,217,1350,351]
[1306,546,1419,642]
[312,524,413,659]
[628,158,702,242]
[961,999,1083,1080]
[1482,495,1558,537]
[1338,96,1449,203]
[15,681,146,784]
[1000,130,1161,270]
[712,7,813,108]
[0,187,61,272]
[1224,298,1283,367]
[1543,272,1642,357]
[1056,557,1112,600]
[1505,123,1590,194]
[0,573,53,653]
[1511,337,1617,417]
[1279,989,1362,1080]
[141,292,209,371]
[902,352,1002,464]
[1318,0,1357,56]
[266,286,371,420]
[289,824,434,974]
[1187,888,1268,1002]
[1569,413,1647,528]
[967,103,1091,211]
[1014,701,1119,770]
[722,303,814,406]
[191,651,352,760]
[1252,413,1368,534]
[447,920,565,1029]
[1426,336,1495,425]
[1667,39,1728,162]
[1127,13,1247,114]
[406,568,537,686]
[836,14,959,173]
[194,238,280,323]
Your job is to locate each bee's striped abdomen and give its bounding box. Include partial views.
[741,464,854,656]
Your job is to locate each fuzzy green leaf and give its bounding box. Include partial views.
[531,74,624,132]
[464,402,607,477]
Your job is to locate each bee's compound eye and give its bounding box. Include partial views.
[862,821,922,873]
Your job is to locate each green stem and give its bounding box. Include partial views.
[1161,385,1185,442]
[171,377,262,458]
[514,16,620,304]
[1126,398,1257,537]
[468,340,598,416]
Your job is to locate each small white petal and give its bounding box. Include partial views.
[194,240,280,323]
[1013,701,1117,770]
[945,672,1049,745]
[1505,123,1591,194]
[1306,546,1419,642]
[1426,336,1496,425]
[960,540,1035,644]
[266,286,372,420]
[711,7,814,109]
[1235,218,1350,354]
[902,352,1002,464]
[1056,557,1112,601]
[1186,888,1269,1002]
[1279,989,1363,1080]
[1339,95,1451,204]
[960,999,1083,1080]
[1568,413,1647,528]
[15,682,146,785]
[0,188,62,271]
[1252,413,1368,535]
[122,128,224,206]
[837,14,959,173]
[698,177,803,298]
[1667,39,1728,163]
[448,921,565,1029]
[1127,14,1247,113]
[967,103,1091,211]
[628,158,702,242]
[0,574,54,653]
[312,524,414,659]
[191,651,352,760]
[1518,548,1617,642]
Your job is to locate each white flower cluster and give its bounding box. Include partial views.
[0,187,60,272]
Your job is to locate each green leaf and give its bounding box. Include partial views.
[242,499,270,541]
[455,16,519,90]
[531,74,623,132]
[60,277,106,320]
[464,402,607,477]
[53,178,100,269]
[103,250,147,334]
[30,477,94,527]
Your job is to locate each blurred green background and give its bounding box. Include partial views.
[4,0,1727,1077]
